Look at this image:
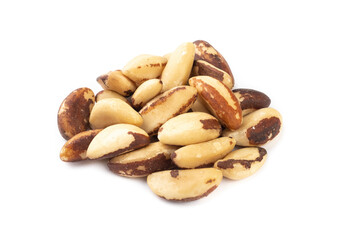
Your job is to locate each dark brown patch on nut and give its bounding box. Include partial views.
[193,60,224,82]
[233,89,271,111]
[170,169,179,178]
[247,117,281,145]
[206,178,215,184]
[123,89,134,97]
[216,147,267,169]
[200,119,221,131]
[107,153,172,177]
[57,88,95,140]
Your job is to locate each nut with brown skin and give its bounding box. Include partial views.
[232,88,271,116]
[189,76,242,130]
[58,87,95,140]
[147,168,223,201]
[89,98,143,129]
[86,124,150,160]
[122,54,167,85]
[160,42,195,92]
[130,79,163,110]
[139,86,198,136]
[193,40,234,85]
[222,107,282,146]
[192,60,234,89]
[60,129,102,162]
[158,112,221,146]
[214,147,267,180]
[96,70,136,97]
[171,137,236,169]
[108,142,178,177]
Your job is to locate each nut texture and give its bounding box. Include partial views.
[147,168,223,201]
[86,124,150,160]
[223,108,282,146]
[139,86,197,135]
[171,137,236,169]
[160,42,195,92]
[193,40,234,85]
[192,60,233,89]
[60,129,102,162]
[97,70,136,96]
[158,112,221,146]
[108,142,178,177]
[214,147,267,180]
[89,98,143,129]
[189,76,242,130]
[131,79,163,110]
[58,87,95,140]
[232,88,271,116]
[122,54,167,85]
[95,90,128,103]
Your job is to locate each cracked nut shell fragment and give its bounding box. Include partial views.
[58,87,95,140]
[139,86,197,136]
[189,76,242,130]
[108,142,178,177]
[158,112,221,146]
[86,124,150,160]
[214,147,267,180]
[60,129,102,162]
[223,107,282,146]
[147,168,223,201]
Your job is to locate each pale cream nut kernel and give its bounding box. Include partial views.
[95,90,128,103]
[147,168,223,201]
[97,70,136,96]
[131,79,163,110]
[214,147,267,180]
[171,137,236,169]
[89,98,143,129]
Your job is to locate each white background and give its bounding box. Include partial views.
[1,0,349,239]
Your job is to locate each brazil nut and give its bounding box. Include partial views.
[58,87,95,140]
[232,88,271,116]
[97,70,136,96]
[223,107,282,146]
[147,168,222,201]
[214,147,267,180]
[107,142,178,177]
[131,79,163,110]
[171,137,236,169]
[189,76,242,130]
[139,86,197,135]
[158,112,221,146]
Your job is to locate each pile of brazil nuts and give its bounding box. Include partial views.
[58,40,282,202]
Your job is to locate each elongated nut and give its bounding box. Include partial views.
[108,142,178,177]
[131,79,163,110]
[58,87,95,140]
[147,168,222,201]
[223,108,282,146]
[171,137,236,169]
[215,147,267,180]
[60,129,102,162]
[86,124,150,160]
[232,88,271,116]
[160,42,195,92]
[95,90,128,103]
[192,60,233,89]
[193,40,234,85]
[189,76,242,130]
[158,112,221,146]
[139,86,197,135]
[89,98,143,129]
[122,54,167,85]
[97,70,136,96]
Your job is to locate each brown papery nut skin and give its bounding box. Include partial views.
[189,76,242,130]
[58,87,95,140]
[193,40,234,85]
[232,88,271,116]
[60,129,102,162]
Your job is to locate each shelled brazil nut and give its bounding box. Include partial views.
[57,40,282,202]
